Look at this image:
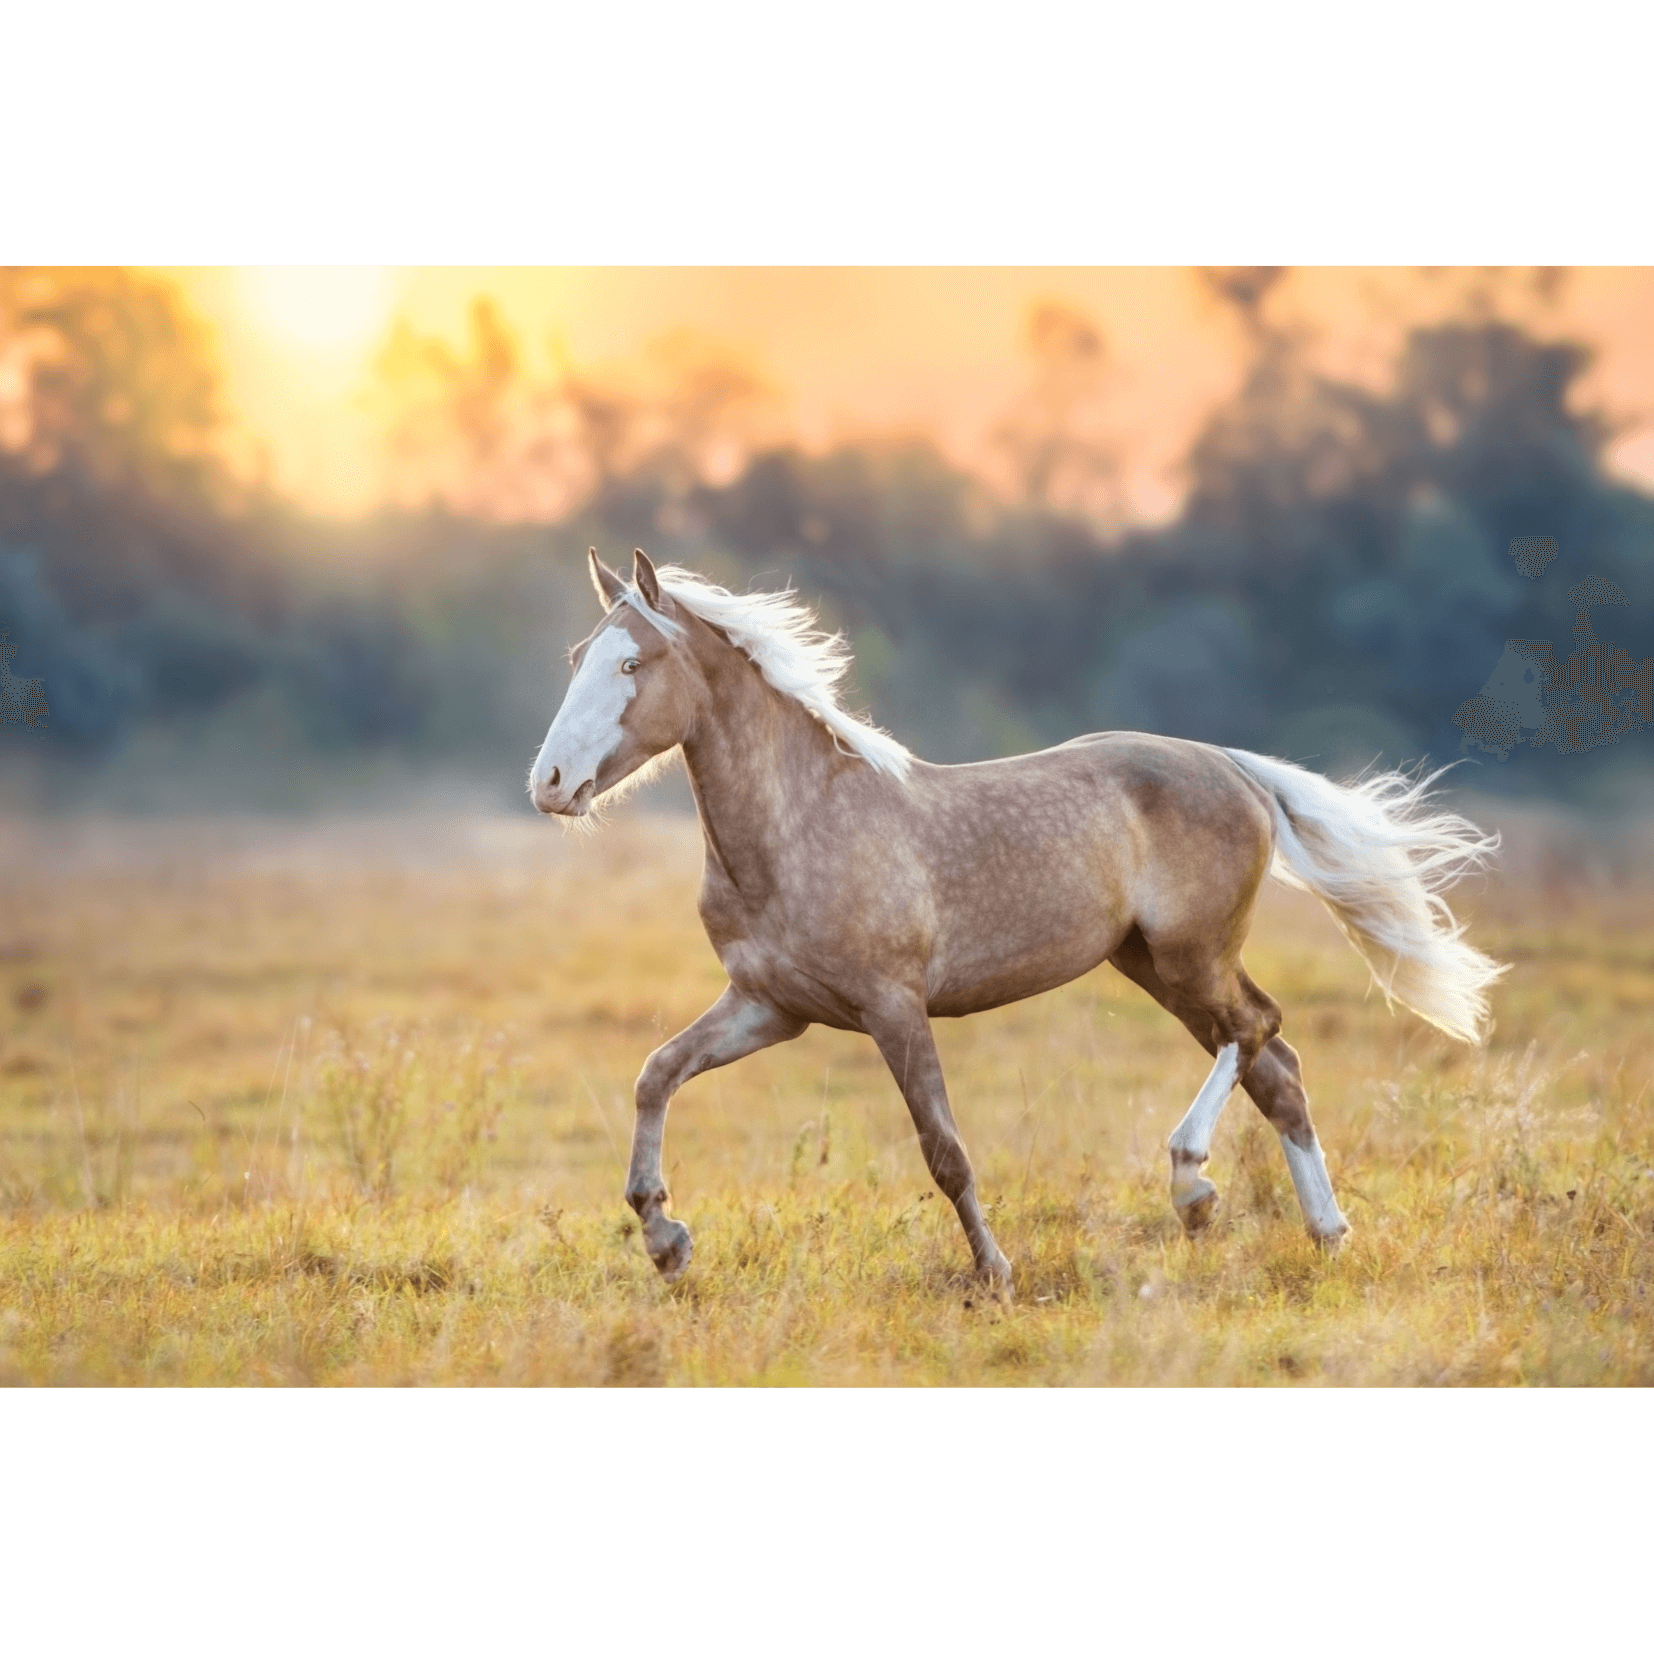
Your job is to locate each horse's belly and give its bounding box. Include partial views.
[925,915,1127,1018]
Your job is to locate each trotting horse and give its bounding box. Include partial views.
[530,548,1506,1297]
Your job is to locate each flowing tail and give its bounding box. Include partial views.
[1222,748,1508,1044]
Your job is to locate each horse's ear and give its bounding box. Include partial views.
[588,548,626,610]
[633,547,672,615]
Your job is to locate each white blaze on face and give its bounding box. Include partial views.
[531,625,637,805]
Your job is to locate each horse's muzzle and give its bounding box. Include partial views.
[532,771,596,817]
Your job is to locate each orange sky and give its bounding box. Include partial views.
[162,267,1654,523]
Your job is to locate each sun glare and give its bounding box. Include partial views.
[239,266,395,354]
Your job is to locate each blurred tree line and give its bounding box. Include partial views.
[2,265,1651,803]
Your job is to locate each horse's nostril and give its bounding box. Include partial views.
[548,767,560,790]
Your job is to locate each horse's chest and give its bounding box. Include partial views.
[698,883,877,1027]
[713,933,858,1027]
[697,876,753,956]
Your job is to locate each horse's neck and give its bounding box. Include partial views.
[681,653,834,898]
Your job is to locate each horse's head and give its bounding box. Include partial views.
[528,547,703,818]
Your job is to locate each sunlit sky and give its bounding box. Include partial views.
[162,267,1654,522]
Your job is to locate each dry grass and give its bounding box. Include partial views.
[2,802,1652,1385]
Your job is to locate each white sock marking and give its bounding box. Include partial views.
[1279,1134,1348,1238]
[1168,1043,1239,1163]
[1168,1043,1239,1207]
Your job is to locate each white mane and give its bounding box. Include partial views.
[619,567,913,781]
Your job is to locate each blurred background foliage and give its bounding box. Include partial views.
[2,265,1652,810]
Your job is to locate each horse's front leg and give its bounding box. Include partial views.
[626,987,806,1279]
[862,990,1013,1300]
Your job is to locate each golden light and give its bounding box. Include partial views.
[237,266,396,354]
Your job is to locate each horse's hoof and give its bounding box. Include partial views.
[977,1255,1014,1303]
[1176,1182,1221,1236]
[649,1219,694,1280]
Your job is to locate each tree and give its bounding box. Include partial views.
[369,302,780,523]
[990,300,1122,521]
[0,267,234,510]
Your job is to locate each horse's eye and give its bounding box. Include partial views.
[622,658,641,674]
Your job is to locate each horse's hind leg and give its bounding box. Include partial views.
[1241,1037,1349,1245]
[1166,1043,1239,1232]
[1109,930,1280,1236]
[1110,931,1348,1246]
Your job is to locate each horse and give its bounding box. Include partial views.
[529,548,1506,1298]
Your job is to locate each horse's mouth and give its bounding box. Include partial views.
[564,779,597,816]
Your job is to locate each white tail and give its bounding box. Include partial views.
[1223,748,1508,1044]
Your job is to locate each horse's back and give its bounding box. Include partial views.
[1057,730,1275,838]
[912,729,1272,850]
[905,731,1276,1015]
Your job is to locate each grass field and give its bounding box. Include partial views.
[2,796,1652,1385]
